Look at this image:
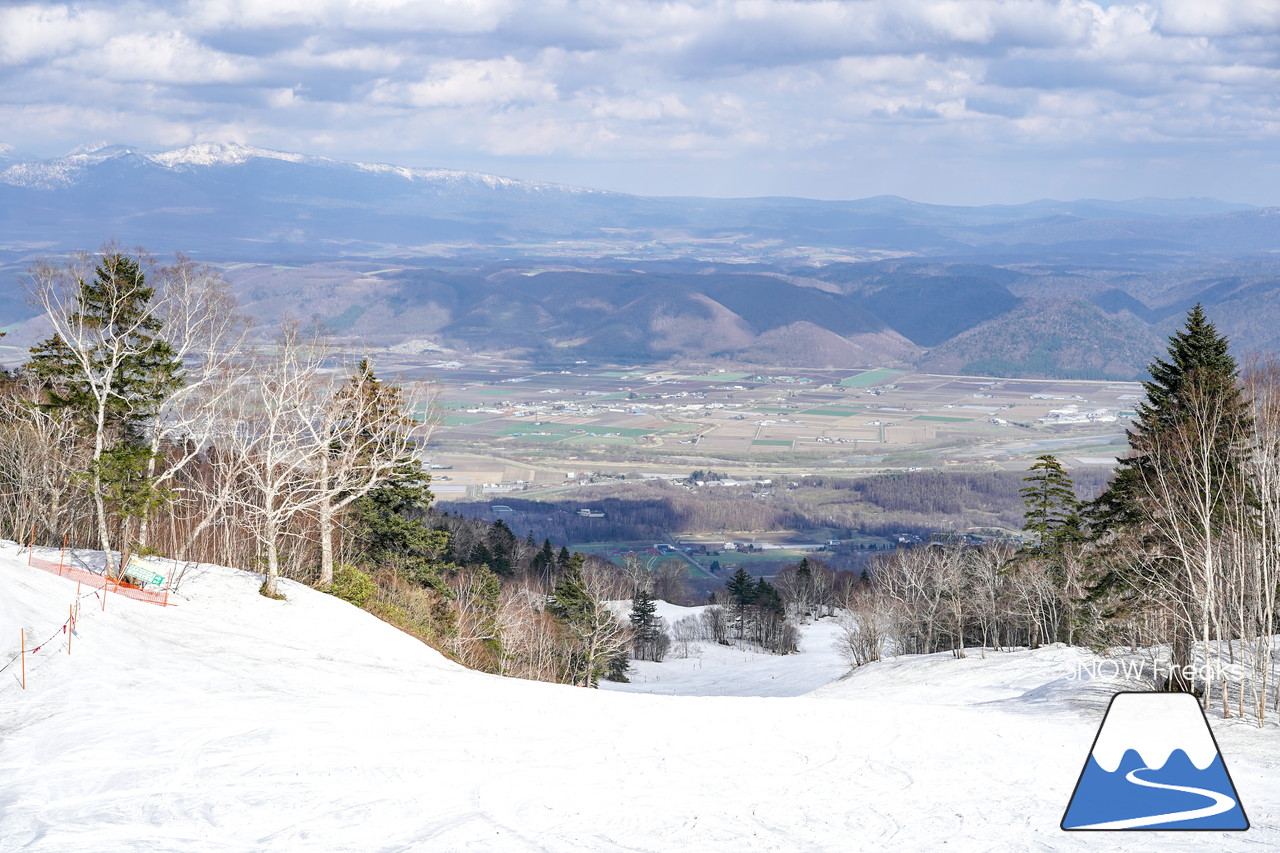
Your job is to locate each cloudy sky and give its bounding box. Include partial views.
[1,0,1278,203]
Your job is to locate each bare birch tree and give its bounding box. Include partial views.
[25,249,182,569]
[312,359,431,587]
[214,326,333,597]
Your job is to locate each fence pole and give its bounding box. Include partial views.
[67,604,73,655]
[102,575,108,612]
[26,522,34,565]
[20,629,25,690]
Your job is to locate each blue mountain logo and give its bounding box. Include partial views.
[1062,692,1248,830]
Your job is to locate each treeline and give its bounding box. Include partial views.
[798,468,1109,522]
[439,485,804,543]
[0,247,644,689]
[633,559,842,666]
[842,307,1280,725]
[0,250,422,596]
[439,469,1111,557]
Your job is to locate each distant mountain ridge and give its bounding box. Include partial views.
[0,141,1268,260]
[1,141,1277,378]
[1,142,611,195]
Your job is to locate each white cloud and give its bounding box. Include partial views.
[269,36,409,75]
[75,31,257,84]
[0,4,117,64]
[186,0,513,33]
[1153,0,1280,37]
[0,0,1277,202]
[372,57,557,108]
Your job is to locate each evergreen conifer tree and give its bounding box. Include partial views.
[1091,304,1251,528]
[630,586,660,660]
[1088,304,1252,689]
[725,567,755,605]
[548,553,628,686]
[753,578,784,617]
[317,357,421,586]
[725,567,756,638]
[605,651,630,682]
[27,252,182,563]
[487,518,517,575]
[531,537,556,581]
[1019,454,1080,558]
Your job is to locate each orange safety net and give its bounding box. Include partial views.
[26,553,172,606]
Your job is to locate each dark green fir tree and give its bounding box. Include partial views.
[27,252,183,562]
[1091,304,1251,530]
[1019,454,1080,558]
[1087,304,1252,690]
[630,585,660,660]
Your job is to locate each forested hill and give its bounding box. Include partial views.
[2,143,1278,378]
[438,469,1114,557]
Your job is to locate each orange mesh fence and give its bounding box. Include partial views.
[27,554,172,607]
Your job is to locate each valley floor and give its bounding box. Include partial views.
[1,541,1276,852]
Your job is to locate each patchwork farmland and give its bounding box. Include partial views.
[374,355,1137,498]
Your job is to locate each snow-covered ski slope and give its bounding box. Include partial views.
[2,541,1277,852]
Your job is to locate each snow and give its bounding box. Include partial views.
[0,142,617,198]
[604,601,849,697]
[150,142,309,169]
[2,540,1278,851]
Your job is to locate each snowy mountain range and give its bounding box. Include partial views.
[3,141,1280,375]
[0,140,1273,263]
[1,141,607,196]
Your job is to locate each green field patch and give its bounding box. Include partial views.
[569,541,653,553]
[754,407,797,414]
[752,439,795,447]
[440,415,488,426]
[499,423,573,436]
[498,421,567,432]
[841,368,904,388]
[800,408,861,417]
[709,549,812,566]
[915,415,973,423]
[596,426,658,437]
[473,388,512,396]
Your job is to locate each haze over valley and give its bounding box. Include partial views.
[2,143,1278,380]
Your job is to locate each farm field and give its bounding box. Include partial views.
[378,355,1136,496]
